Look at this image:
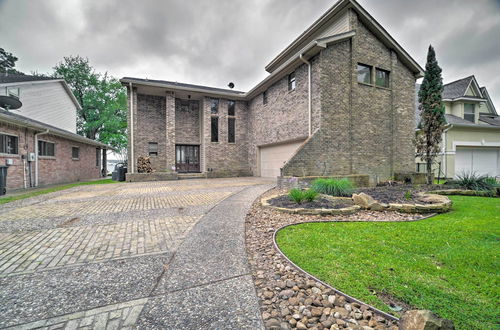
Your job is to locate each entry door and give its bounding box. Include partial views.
[176,145,200,173]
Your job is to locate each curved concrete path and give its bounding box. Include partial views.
[0,178,272,330]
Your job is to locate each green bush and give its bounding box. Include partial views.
[311,178,354,197]
[288,188,305,204]
[455,172,498,194]
[303,189,319,202]
[404,190,412,200]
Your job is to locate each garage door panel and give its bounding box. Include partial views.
[455,147,499,178]
[260,141,304,178]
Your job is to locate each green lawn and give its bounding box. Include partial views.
[276,196,499,329]
[0,179,118,205]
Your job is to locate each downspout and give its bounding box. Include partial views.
[129,82,135,173]
[34,129,49,187]
[299,54,312,136]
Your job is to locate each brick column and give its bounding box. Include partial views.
[165,93,176,171]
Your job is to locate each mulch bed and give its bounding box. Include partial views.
[268,195,353,209]
[246,188,427,330]
[355,184,446,204]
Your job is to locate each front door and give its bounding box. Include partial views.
[176,145,200,173]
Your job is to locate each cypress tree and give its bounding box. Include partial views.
[416,45,446,185]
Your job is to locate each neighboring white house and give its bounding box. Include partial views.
[416,75,500,179]
[0,73,79,133]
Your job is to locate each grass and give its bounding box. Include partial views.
[276,196,499,329]
[311,178,354,197]
[0,179,118,205]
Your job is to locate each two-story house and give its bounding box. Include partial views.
[416,75,500,179]
[0,73,108,191]
[123,0,425,185]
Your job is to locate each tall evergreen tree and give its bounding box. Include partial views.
[0,47,23,74]
[416,45,446,184]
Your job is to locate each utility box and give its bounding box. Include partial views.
[28,153,36,162]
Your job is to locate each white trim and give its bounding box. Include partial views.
[452,141,500,151]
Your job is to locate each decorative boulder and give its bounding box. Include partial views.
[399,310,454,330]
[352,193,376,209]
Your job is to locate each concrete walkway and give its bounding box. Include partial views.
[0,178,273,329]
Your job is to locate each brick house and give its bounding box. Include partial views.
[122,0,424,184]
[0,74,108,191]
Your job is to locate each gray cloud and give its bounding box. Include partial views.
[1,0,499,105]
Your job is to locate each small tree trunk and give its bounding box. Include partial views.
[426,158,433,185]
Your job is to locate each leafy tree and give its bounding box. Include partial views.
[416,45,446,184]
[53,56,127,154]
[0,47,23,74]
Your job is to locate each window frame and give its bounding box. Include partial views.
[38,140,55,157]
[0,132,19,155]
[464,103,475,122]
[148,142,159,156]
[357,63,372,85]
[375,68,390,88]
[211,116,219,143]
[71,146,80,160]
[288,72,296,91]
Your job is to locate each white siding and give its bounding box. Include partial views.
[5,81,77,133]
[319,12,350,38]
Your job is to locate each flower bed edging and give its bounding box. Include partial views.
[261,194,361,215]
[427,189,498,197]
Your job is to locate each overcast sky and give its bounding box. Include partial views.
[1,0,499,105]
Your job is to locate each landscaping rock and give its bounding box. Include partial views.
[399,310,455,330]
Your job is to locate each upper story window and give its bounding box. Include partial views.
[375,68,390,88]
[38,140,55,157]
[71,147,80,160]
[263,90,268,105]
[96,148,101,166]
[357,64,372,84]
[148,142,158,156]
[228,100,235,116]
[210,98,219,114]
[288,72,296,91]
[211,117,219,142]
[464,103,475,122]
[0,133,18,155]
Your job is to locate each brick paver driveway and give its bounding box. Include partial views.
[0,177,273,329]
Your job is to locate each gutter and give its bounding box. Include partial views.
[299,54,312,136]
[34,129,49,187]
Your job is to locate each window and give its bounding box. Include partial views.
[228,118,236,143]
[357,64,372,84]
[149,142,158,156]
[375,68,390,88]
[210,98,219,114]
[71,147,80,160]
[96,148,101,166]
[228,100,235,116]
[0,133,18,154]
[38,140,55,157]
[263,90,268,105]
[288,72,296,91]
[464,103,475,122]
[211,116,219,142]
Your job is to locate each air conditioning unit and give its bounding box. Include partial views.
[28,153,36,162]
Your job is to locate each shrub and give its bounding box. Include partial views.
[312,178,354,197]
[404,190,412,201]
[455,171,497,192]
[303,189,319,202]
[288,188,305,204]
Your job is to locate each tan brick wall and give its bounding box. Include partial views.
[175,99,200,145]
[0,122,102,190]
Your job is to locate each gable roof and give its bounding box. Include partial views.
[480,86,497,115]
[265,0,424,77]
[0,73,57,84]
[442,75,485,101]
[0,108,109,148]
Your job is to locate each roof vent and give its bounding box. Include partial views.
[228,82,234,89]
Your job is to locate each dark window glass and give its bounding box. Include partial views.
[72,147,79,159]
[96,148,101,166]
[357,64,372,84]
[38,140,55,157]
[263,90,268,105]
[375,68,390,88]
[288,72,296,91]
[228,118,236,143]
[464,103,475,122]
[149,142,158,156]
[228,100,235,116]
[0,134,18,154]
[211,117,219,142]
[210,98,219,114]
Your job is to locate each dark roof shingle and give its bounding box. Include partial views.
[442,76,473,99]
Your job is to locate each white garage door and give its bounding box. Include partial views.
[455,147,500,178]
[259,140,305,177]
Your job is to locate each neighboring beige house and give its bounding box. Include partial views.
[416,75,500,179]
[123,0,424,184]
